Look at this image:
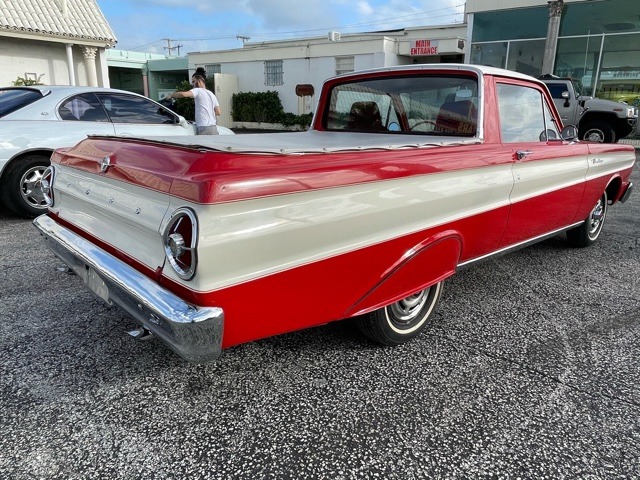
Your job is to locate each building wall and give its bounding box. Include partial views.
[0,36,114,87]
[188,28,466,115]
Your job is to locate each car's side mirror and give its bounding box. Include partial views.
[561,125,579,141]
[561,90,570,107]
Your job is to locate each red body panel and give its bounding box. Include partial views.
[59,138,512,205]
[155,208,510,348]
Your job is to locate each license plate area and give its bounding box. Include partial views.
[85,266,111,304]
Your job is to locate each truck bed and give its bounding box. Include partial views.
[128,130,481,155]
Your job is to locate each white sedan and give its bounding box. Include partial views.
[0,85,233,218]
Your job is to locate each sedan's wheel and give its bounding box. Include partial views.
[580,121,615,143]
[0,154,51,218]
[355,281,443,346]
[567,191,607,248]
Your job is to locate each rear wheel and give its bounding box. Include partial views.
[567,192,607,247]
[355,282,443,346]
[0,154,51,218]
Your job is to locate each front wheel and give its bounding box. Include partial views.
[567,192,607,248]
[580,121,615,143]
[0,154,51,218]
[355,282,443,346]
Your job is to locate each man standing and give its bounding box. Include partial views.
[166,68,221,135]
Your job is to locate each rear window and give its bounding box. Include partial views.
[324,74,479,136]
[0,89,44,118]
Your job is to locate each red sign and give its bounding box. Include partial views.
[411,39,439,56]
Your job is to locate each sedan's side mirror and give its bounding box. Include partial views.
[561,125,579,141]
[561,90,570,107]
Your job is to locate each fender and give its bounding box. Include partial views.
[345,231,462,317]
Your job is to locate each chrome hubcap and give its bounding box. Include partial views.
[389,290,429,324]
[20,166,47,208]
[584,129,605,143]
[588,197,605,236]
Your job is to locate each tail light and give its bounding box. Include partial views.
[163,208,198,280]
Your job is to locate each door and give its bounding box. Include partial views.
[213,73,238,129]
[496,81,589,248]
[96,92,193,137]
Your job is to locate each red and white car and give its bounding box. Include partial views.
[34,65,635,362]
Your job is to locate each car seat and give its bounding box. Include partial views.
[347,101,385,131]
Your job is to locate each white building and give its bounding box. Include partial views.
[0,0,116,87]
[188,25,467,115]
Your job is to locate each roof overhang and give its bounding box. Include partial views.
[0,29,116,48]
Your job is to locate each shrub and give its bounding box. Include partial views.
[232,91,312,128]
[12,74,45,86]
[173,80,195,121]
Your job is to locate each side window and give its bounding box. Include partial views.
[545,83,570,99]
[541,100,561,141]
[497,83,548,143]
[60,93,108,122]
[96,93,177,124]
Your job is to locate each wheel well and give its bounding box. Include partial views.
[344,234,461,317]
[606,176,622,204]
[579,112,617,129]
[1,149,53,179]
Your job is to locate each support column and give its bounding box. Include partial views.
[142,66,149,97]
[541,0,564,75]
[82,46,98,87]
[65,44,76,86]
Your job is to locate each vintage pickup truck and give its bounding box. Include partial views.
[34,64,635,363]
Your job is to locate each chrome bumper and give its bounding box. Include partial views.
[33,215,224,363]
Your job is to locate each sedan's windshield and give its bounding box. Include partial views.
[0,89,44,118]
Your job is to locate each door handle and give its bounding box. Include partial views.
[516,150,533,160]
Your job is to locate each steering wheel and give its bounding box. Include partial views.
[409,120,437,131]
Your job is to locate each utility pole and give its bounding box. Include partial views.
[541,0,564,75]
[163,38,183,57]
[236,35,250,45]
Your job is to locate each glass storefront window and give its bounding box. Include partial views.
[472,7,547,42]
[559,0,639,36]
[506,40,545,77]
[469,0,640,112]
[598,33,640,108]
[555,36,602,95]
[471,39,545,77]
[470,42,507,69]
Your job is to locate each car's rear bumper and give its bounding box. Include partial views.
[33,215,224,363]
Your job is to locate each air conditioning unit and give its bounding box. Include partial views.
[328,31,341,42]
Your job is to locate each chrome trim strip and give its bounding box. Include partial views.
[33,215,224,363]
[457,221,584,270]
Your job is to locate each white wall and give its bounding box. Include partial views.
[0,36,108,87]
[188,27,467,116]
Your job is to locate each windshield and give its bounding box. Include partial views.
[0,89,44,118]
[324,74,479,136]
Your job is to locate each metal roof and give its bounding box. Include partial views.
[0,0,116,46]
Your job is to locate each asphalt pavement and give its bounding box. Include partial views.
[0,153,638,479]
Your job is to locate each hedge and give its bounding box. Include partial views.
[232,91,312,128]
